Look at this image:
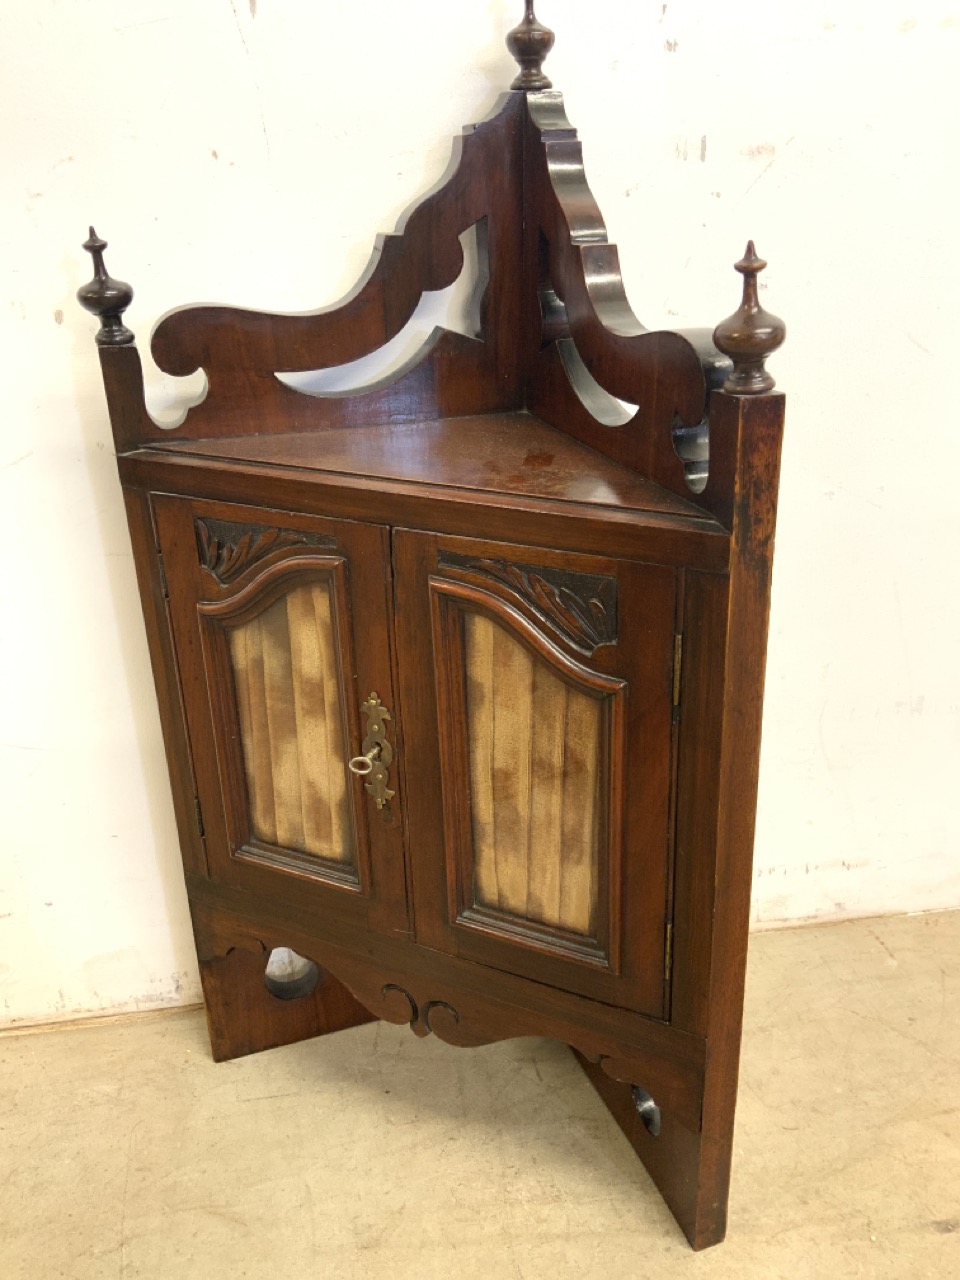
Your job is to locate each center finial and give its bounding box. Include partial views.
[507,1,555,91]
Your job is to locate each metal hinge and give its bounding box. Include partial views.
[671,633,683,712]
[194,796,205,839]
[157,550,169,600]
[664,921,674,984]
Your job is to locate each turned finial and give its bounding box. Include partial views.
[77,227,135,346]
[507,1,555,91]
[713,242,785,394]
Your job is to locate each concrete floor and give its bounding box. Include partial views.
[1,911,958,1279]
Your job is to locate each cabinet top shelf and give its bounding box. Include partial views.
[80,5,783,544]
[148,411,717,526]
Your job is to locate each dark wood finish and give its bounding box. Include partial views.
[713,243,786,395]
[573,1051,709,1242]
[118,446,731,571]
[395,529,675,1018]
[522,92,709,505]
[121,488,207,877]
[77,228,134,346]
[187,878,706,1135]
[435,551,619,654]
[602,390,785,1249]
[153,496,412,936]
[156,412,709,521]
[145,95,527,441]
[79,5,786,1252]
[507,1,555,90]
[78,86,711,479]
[195,517,338,585]
[197,943,376,1063]
[673,391,785,1246]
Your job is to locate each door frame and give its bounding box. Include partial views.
[393,527,677,1018]
[154,494,411,937]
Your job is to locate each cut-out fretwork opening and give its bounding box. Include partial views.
[277,222,488,400]
[264,947,321,1001]
[537,224,714,496]
[631,1086,662,1137]
[671,415,709,494]
[556,338,638,427]
[554,328,712,495]
[538,227,639,429]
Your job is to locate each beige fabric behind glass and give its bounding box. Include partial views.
[463,612,600,935]
[227,581,355,864]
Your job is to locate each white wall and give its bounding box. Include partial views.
[2,0,958,1026]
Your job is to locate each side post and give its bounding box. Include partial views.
[576,245,786,1251]
[189,895,377,1063]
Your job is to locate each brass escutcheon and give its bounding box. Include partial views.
[348,692,395,809]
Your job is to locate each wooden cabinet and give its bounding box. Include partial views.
[79,4,785,1252]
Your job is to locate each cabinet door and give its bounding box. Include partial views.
[393,530,677,1018]
[154,496,408,936]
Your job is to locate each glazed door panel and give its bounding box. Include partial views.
[463,608,607,937]
[154,496,409,935]
[394,530,677,1018]
[227,581,352,864]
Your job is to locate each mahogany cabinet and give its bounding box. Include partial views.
[78,3,785,1251]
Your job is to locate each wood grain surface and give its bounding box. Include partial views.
[158,412,706,519]
[83,22,787,1250]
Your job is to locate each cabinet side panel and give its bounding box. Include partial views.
[693,392,785,1249]
[122,487,207,877]
[670,571,729,1036]
[661,391,785,1249]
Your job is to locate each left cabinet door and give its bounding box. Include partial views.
[153,495,409,936]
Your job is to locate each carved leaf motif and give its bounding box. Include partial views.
[438,553,617,654]
[195,518,337,585]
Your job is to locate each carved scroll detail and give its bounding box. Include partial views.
[438,552,617,654]
[195,518,338,585]
[379,984,461,1040]
[188,906,707,1135]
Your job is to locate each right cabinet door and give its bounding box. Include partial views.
[394,530,678,1019]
